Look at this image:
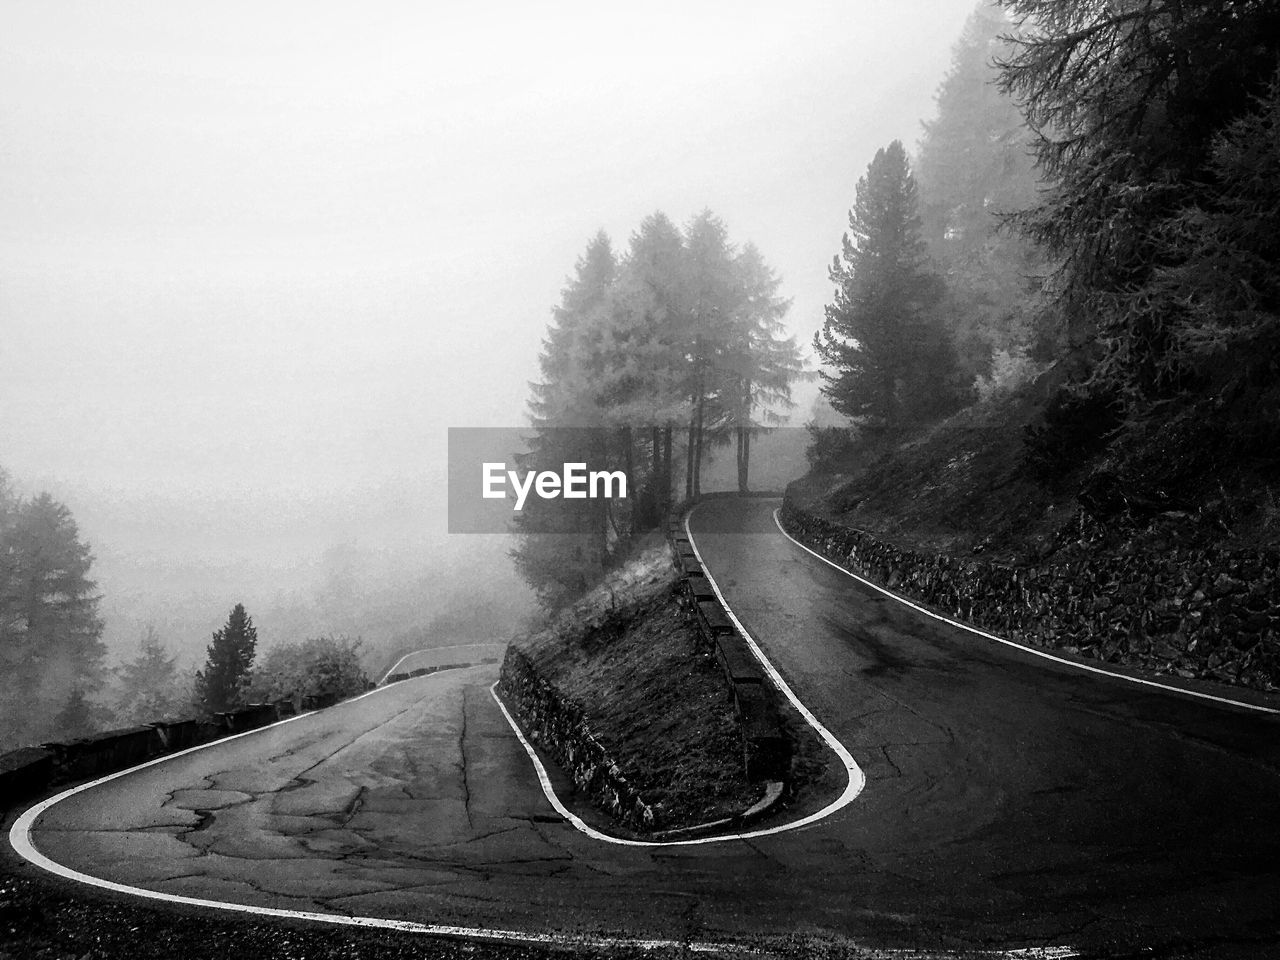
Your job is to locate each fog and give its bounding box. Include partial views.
[1,1,976,669]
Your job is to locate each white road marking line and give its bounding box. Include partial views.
[379,642,507,683]
[772,507,1280,716]
[7,670,740,953]
[493,687,1076,958]
[4,569,1078,956]
[682,504,870,825]
[489,503,867,847]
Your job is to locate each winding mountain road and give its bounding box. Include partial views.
[12,498,1280,958]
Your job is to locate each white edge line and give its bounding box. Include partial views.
[487,503,867,848]
[7,675,736,954]
[488,696,1076,958]
[379,642,507,684]
[772,508,1280,716]
[682,503,868,828]
[8,632,1075,957]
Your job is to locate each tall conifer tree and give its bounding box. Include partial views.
[815,141,954,430]
[724,243,802,492]
[195,603,257,713]
[116,625,184,724]
[0,480,106,745]
[512,234,620,608]
[916,1,1046,378]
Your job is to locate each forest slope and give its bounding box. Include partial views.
[790,357,1280,693]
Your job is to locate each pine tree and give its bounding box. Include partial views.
[996,0,1280,397]
[512,233,620,608]
[1146,73,1280,366]
[195,603,257,713]
[681,210,743,498]
[814,141,954,431]
[723,243,803,492]
[915,1,1047,381]
[0,482,107,745]
[115,624,184,724]
[54,686,96,740]
[609,212,690,519]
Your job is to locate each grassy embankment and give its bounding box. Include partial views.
[502,535,834,832]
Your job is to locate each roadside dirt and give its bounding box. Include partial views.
[0,863,677,960]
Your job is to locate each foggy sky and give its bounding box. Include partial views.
[0,1,978,660]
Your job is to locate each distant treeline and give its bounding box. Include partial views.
[815,0,1280,487]
[0,466,370,748]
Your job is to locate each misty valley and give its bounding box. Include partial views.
[4,2,1280,959]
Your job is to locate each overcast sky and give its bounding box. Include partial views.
[0,0,981,655]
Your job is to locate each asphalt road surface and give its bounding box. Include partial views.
[380,642,506,680]
[20,498,1280,957]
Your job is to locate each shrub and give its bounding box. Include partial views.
[974,346,1045,403]
[249,635,368,710]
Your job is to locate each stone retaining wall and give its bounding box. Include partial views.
[4,698,323,813]
[498,648,655,830]
[2,657,495,814]
[780,498,1280,692]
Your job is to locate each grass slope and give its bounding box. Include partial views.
[511,540,762,828]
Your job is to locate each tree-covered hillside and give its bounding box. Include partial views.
[811,0,1280,530]
[795,0,1280,692]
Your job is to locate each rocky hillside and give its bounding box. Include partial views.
[790,363,1280,694]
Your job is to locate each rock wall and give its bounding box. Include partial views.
[2,658,499,814]
[780,499,1280,692]
[4,697,330,812]
[498,648,655,830]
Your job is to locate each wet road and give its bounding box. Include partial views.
[692,498,1280,955]
[19,498,1280,957]
[380,642,506,679]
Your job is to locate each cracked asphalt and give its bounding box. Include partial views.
[21,497,1280,958]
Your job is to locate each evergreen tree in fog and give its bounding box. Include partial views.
[115,624,185,724]
[814,141,958,431]
[997,0,1280,398]
[915,1,1047,383]
[195,603,258,713]
[723,242,802,492]
[513,213,801,608]
[53,686,95,740]
[0,469,107,746]
[513,232,620,608]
